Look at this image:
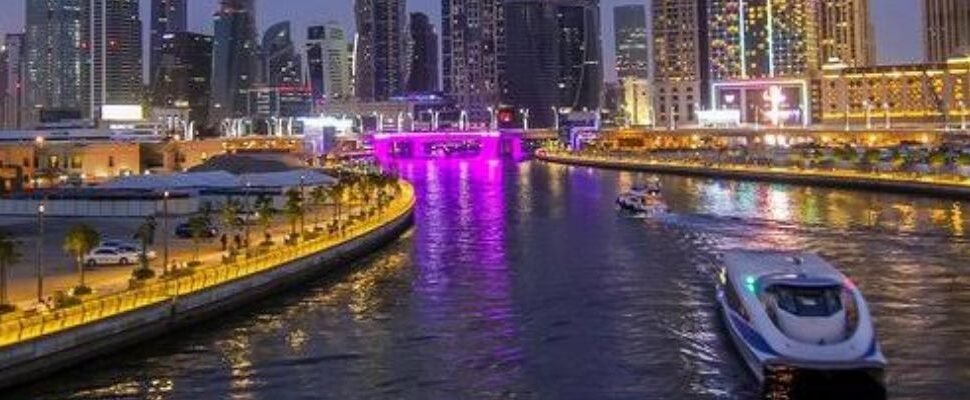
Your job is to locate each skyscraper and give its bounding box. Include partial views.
[924,0,970,62]
[442,0,503,108]
[354,0,407,102]
[651,0,708,125]
[262,21,302,87]
[503,0,603,128]
[614,5,649,81]
[306,22,353,104]
[1,34,26,129]
[26,0,83,121]
[81,0,143,121]
[407,12,439,93]
[154,32,213,125]
[212,0,259,120]
[817,0,874,67]
[150,0,187,88]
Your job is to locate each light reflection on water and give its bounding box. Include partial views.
[10,159,970,400]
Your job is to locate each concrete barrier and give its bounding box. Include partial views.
[538,153,970,199]
[0,194,415,390]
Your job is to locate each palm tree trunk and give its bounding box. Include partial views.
[78,255,85,287]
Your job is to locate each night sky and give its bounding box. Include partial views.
[0,0,924,81]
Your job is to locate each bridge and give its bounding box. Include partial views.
[371,130,525,159]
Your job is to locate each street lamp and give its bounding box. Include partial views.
[162,190,170,275]
[408,112,415,131]
[960,101,967,130]
[551,106,560,130]
[883,102,891,129]
[35,200,45,304]
[520,108,530,130]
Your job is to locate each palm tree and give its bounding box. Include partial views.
[187,215,209,263]
[255,196,276,245]
[0,232,21,311]
[132,216,157,275]
[63,224,100,294]
[219,198,242,251]
[283,188,303,239]
[309,186,328,230]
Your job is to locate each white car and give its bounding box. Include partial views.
[84,247,136,267]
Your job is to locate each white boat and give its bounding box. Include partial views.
[616,180,665,214]
[716,251,886,393]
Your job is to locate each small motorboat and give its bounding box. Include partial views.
[617,179,666,215]
[716,251,886,396]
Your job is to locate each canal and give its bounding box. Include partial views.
[12,159,970,399]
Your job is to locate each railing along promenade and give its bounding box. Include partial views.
[538,151,970,197]
[0,182,415,348]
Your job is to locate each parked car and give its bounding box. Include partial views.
[175,222,218,239]
[100,239,136,249]
[115,244,157,260]
[84,247,135,267]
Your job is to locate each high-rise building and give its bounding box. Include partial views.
[150,0,187,88]
[651,0,709,126]
[621,77,653,127]
[707,0,819,126]
[817,0,874,67]
[614,5,649,81]
[306,23,353,104]
[503,0,603,128]
[212,0,259,120]
[81,0,144,121]
[442,0,503,108]
[25,0,84,122]
[153,32,213,125]
[1,34,26,129]
[407,12,439,93]
[924,0,970,62]
[262,21,302,87]
[354,0,407,102]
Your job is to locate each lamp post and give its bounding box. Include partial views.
[299,175,306,235]
[669,106,677,130]
[487,107,497,130]
[162,190,170,275]
[35,200,45,304]
[863,100,872,130]
[408,112,415,131]
[844,101,851,132]
[244,182,252,249]
[960,101,967,130]
[551,106,560,130]
[883,102,891,129]
[520,108,530,130]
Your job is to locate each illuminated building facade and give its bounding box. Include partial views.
[153,32,213,125]
[924,0,970,62]
[817,0,874,67]
[26,0,83,121]
[406,12,439,93]
[262,22,302,87]
[354,0,407,102]
[149,0,187,89]
[820,57,970,125]
[441,0,503,108]
[306,23,353,104]
[81,0,144,121]
[708,0,819,125]
[614,5,649,81]
[1,34,27,130]
[621,77,653,127]
[212,0,259,120]
[651,0,709,126]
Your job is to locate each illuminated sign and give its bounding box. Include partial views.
[102,105,144,121]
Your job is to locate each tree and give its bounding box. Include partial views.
[0,232,21,311]
[219,198,242,251]
[929,151,948,173]
[63,224,100,294]
[132,216,157,276]
[283,188,303,238]
[309,186,328,230]
[187,215,209,263]
[255,195,276,245]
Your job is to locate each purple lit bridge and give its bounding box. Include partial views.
[371,130,526,160]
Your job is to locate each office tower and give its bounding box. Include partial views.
[150,0,187,88]
[621,77,653,126]
[503,0,603,128]
[154,32,213,125]
[263,22,302,87]
[25,0,84,121]
[354,0,407,102]
[924,0,970,62]
[407,12,439,93]
[1,34,26,129]
[81,0,143,121]
[614,4,649,80]
[652,0,708,125]
[818,0,874,66]
[442,0,503,108]
[708,0,819,81]
[212,0,259,120]
[307,23,354,104]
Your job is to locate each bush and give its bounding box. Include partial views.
[186,260,203,268]
[131,267,156,281]
[53,291,82,309]
[162,267,196,280]
[71,285,93,296]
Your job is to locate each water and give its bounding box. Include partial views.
[11,160,970,399]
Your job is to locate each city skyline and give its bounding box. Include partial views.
[0,0,925,83]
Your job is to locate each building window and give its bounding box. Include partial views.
[70,156,82,169]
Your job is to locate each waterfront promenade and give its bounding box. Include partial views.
[0,180,415,381]
[537,150,970,198]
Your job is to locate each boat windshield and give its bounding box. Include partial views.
[766,284,844,317]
